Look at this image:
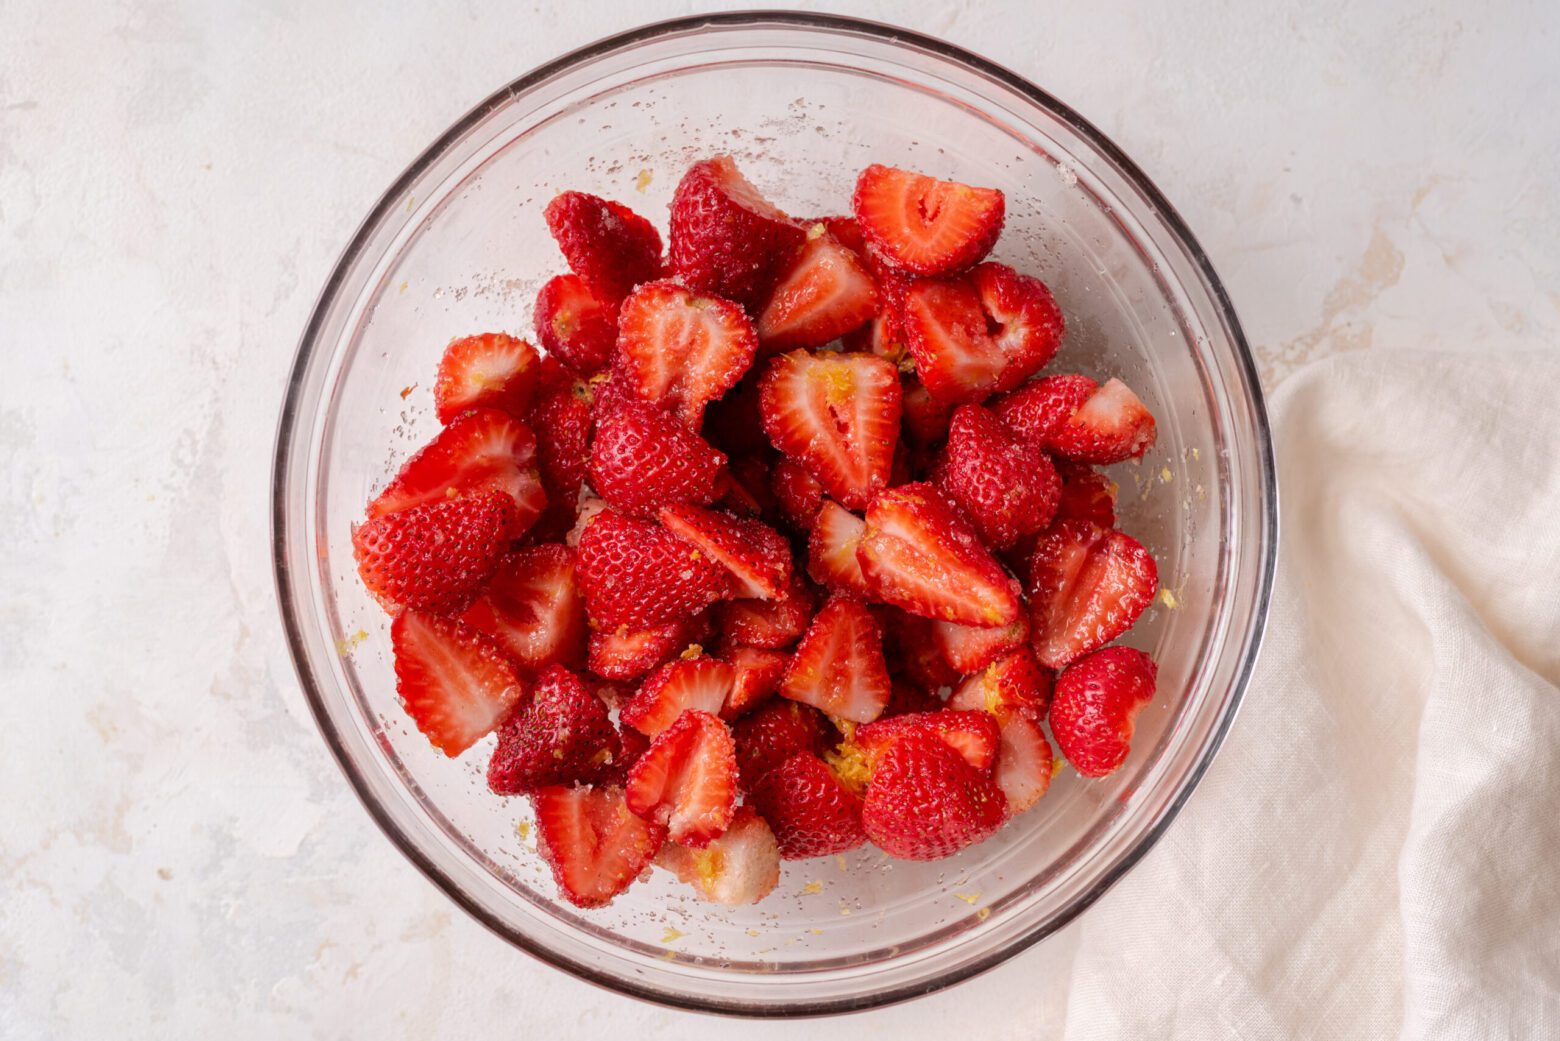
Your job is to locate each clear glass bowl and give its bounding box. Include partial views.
[272,12,1276,1016]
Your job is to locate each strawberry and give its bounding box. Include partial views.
[900,376,953,445]
[614,281,759,429]
[532,784,665,908]
[717,454,773,519]
[714,572,816,649]
[881,609,962,689]
[1052,460,1118,529]
[391,610,526,756]
[931,615,1030,675]
[667,155,808,308]
[759,350,901,510]
[544,191,663,305]
[621,656,735,737]
[853,710,1000,773]
[625,710,738,846]
[772,455,826,530]
[780,596,891,724]
[756,225,881,352]
[526,379,593,539]
[433,333,540,424]
[934,403,1060,549]
[842,311,913,372]
[587,613,710,682]
[1028,520,1157,668]
[588,396,726,517]
[947,647,1052,722]
[971,263,1065,383]
[353,492,514,615]
[586,368,638,427]
[366,408,546,536]
[659,503,792,600]
[533,273,618,376]
[575,509,732,629]
[806,500,872,597]
[852,165,1004,276]
[487,665,620,793]
[1049,646,1157,777]
[990,373,1097,448]
[814,215,867,256]
[460,543,587,674]
[750,752,866,859]
[654,805,780,905]
[856,483,1022,627]
[1048,377,1158,464]
[604,724,651,785]
[732,698,832,791]
[718,644,789,719]
[991,714,1054,814]
[860,729,1007,860]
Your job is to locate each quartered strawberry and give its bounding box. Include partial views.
[588,396,726,518]
[614,281,759,429]
[487,664,620,794]
[354,491,515,615]
[759,350,901,510]
[658,503,791,600]
[900,376,954,445]
[780,596,891,724]
[587,613,710,682]
[460,543,587,674]
[750,752,866,859]
[991,714,1054,814]
[621,656,735,737]
[533,273,618,377]
[1048,377,1158,464]
[860,729,1007,861]
[391,610,526,757]
[853,710,1000,773]
[947,647,1052,722]
[667,155,808,308]
[990,373,1097,448]
[715,572,816,649]
[532,784,665,908]
[1049,646,1157,777]
[717,454,773,519]
[852,164,1004,276]
[625,710,738,847]
[806,500,872,597]
[1028,520,1157,668]
[931,614,1030,674]
[756,225,881,352]
[718,644,789,719]
[544,191,664,305]
[732,698,832,791]
[934,403,1060,550]
[856,483,1022,627]
[575,509,732,630]
[433,333,540,424]
[655,805,780,905]
[1052,460,1118,529]
[526,379,593,539]
[772,455,826,530]
[880,607,961,690]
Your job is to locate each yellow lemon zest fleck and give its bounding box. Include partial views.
[680,644,703,660]
[334,629,370,655]
[976,907,991,921]
[661,926,686,944]
[635,168,653,192]
[954,892,980,905]
[1159,466,1174,483]
[398,280,408,294]
[834,855,849,872]
[801,880,823,895]
[1159,587,1179,610]
[826,741,872,796]
[515,821,530,841]
[806,221,827,241]
[809,928,824,936]
[745,927,762,937]
[693,849,724,890]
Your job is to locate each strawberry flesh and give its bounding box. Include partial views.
[460,543,587,674]
[658,503,792,600]
[614,280,759,429]
[621,656,735,737]
[625,710,738,847]
[1049,377,1158,464]
[654,805,780,905]
[1028,520,1157,668]
[392,610,526,757]
[757,225,881,352]
[587,614,710,682]
[852,164,1004,276]
[433,333,539,424]
[533,784,665,908]
[780,596,891,724]
[806,500,873,597]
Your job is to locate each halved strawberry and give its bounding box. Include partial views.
[759,350,901,510]
[658,503,792,600]
[842,310,914,372]
[532,784,665,908]
[614,281,759,429]
[856,483,1022,627]
[718,644,789,719]
[1049,646,1157,777]
[750,752,866,859]
[934,403,1061,549]
[806,500,872,597]
[971,263,1065,385]
[780,596,891,724]
[487,664,619,794]
[772,455,826,530]
[575,509,732,630]
[860,729,1007,861]
[544,191,663,305]
[1048,377,1158,464]
[1028,520,1157,668]
[852,165,1004,276]
[947,647,1052,722]
[667,156,808,308]
[1052,460,1118,529]
[533,273,617,377]
[460,543,587,674]
[654,805,780,905]
[732,698,832,791]
[621,656,735,737]
[354,491,515,615]
[433,333,540,424]
[991,714,1054,814]
[756,225,880,352]
[990,373,1097,449]
[588,396,726,518]
[714,572,816,649]
[587,613,710,682]
[853,710,1000,773]
[625,710,738,846]
[391,610,526,756]
[931,614,1030,674]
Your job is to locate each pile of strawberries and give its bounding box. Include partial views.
[352,156,1162,909]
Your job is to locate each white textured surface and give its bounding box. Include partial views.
[2,2,1557,1037]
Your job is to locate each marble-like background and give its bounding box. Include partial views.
[2,1,1556,1037]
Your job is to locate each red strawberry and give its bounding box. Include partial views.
[732,698,832,791]
[751,752,866,859]
[780,596,891,724]
[575,509,732,629]
[885,680,943,718]
[588,396,726,517]
[533,273,618,376]
[879,607,961,689]
[900,376,953,445]
[852,165,1004,276]
[991,714,1054,814]
[759,350,901,510]
[586,368,638,427]
[717,454,773,519]
[354,492,514,615]
[1028,520,1157,668]
[655,805,780,905]
[1052,460,1118,529]
[544,191,663,304]
[842,311,913,372]
[535,353,578,398]
[860,729,1007,860]
[621,656,735,737]
[460,543,587,674]
[532,784,665,908]
[1049,646,1157,777]
[614,281,759,429]
[714,572,816,649]
[772,455,826,530]
[587,614,710,682]
[854,710,1000,773]
[718,644,789,719]
[658,503,792,600]
[948,647,1052,722]
[1048,377,1158,464]
[934,403,1060,549]
[806,500,872,597]
[391,610,526,756]
[856,483,1022,627]
[971,263,1065,382]
[667,156,808,308]
[931,614,1030,674]
[990,374,1098,448]
[625,710,737,846]
[756,226,881,352]
[526,380,593,538]
[487,665,620,793]
[433,333,540,424]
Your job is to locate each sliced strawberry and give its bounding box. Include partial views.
[732,698,832,791]
[860,729,1007,861]
[354,491,514,615]
[931,614,1030,674]
[714,572,816,649]
[717,454,773,519]
[1048,377,1158,464]
[852,165,1004,276]
[947,647,1053,722]
[933,403,1060,549]
[460,543,587,674]
[575,509,732,630]
[853,710,1000,773]
[621,656,735,737]
[667,155,808,308]
[658,503,792,600]
[991,714,1054,814]
[806,500,872,597]
[544,191,663,305]
[900,375,953,445]
[614,281,758,429]
[1050,646,1157,777]
[533,273,618,377]
[624,710,738,847]
[756,225,881,352]
[526,379,593,538]
[759,350,901,510]
[772,455,826,530]
[718,644,789,719]
[875,607,958,691]
[780,596,891,724]
[588,396,726,518]
[487,664,619,793]
[991,373,1096,450]
[654,805,780,905]
[1028,520,1157,668]
[391,610,526,756]
[433,333,540,424]
[587,613,710,682]
[532,784,665,908]
[750,752,866,859]
[970,262,1065,385]
[1052,460,1118,529]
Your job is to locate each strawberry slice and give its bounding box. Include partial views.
[433,333,540,424]
[1052,460,1118,529]
[588,396,726,518]
[587,614,710,682]
[759,350,901,510]
[533,273,618,377]
[750,752,866,859]
[771,455,826,530]
[852,164,1004,276]
[853,710,1000,773]
[575,509,732,630]
[654,805,781,905]
[806,500,872,597]
[460,543,587,674]
[780,596,891,724]
[658,503,792,600]
[614,281,759,429]
[933,403,1061,550]
[931,614,1030,674]
[756,225,881,353]
[991,714,1054,814]
[947,647,1053,722]
[860,729,1007,861]
[625,710,738,846]
[714,572,816,649]
[1049,646,1157,777]
[354,491,515,615]
[544,191,663,305]
[532,784,665,908]
[856,483,1022,627]
[667,155,808,308]
[970,263,1065,386]
[1048,377,1158,464]
[732,699,832,791]
[1028,520,1157,668]
[487,664,620,794]
[391,610,526,756]
[718,644,789,719]
[990,373,1097,448]
[621,656,735,737]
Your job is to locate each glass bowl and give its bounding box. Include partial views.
[272,11,1276,1017]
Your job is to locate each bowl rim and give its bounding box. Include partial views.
[272,9,1278,1017]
